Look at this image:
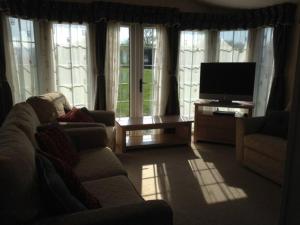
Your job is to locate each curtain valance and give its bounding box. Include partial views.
[179,3,296,30]
[0,1,296,28]
[0,0,178,24]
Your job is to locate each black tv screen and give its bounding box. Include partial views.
[200,62,256,102]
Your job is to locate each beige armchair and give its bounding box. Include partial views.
[236,116,287,184]
[26,92,115,149]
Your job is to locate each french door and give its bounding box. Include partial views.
[116,24,160,118]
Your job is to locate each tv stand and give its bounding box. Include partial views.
[194,99,254,145]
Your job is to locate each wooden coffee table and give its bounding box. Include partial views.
[115,116,192,153]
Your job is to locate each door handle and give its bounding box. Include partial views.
[139,78,143,93]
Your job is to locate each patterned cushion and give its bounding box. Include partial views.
[39,151,101,209]
[57,108,95,123]
[36,124,79,166]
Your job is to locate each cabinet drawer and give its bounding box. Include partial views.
[197,127,235,144]
[197,115,235,129]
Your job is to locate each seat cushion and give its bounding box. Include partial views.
[244,134,287,161]
[74,147,127,181]
[83,175,144,207]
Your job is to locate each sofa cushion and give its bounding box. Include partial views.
[260,110,289,138]
[2,103,40,148]
[36,124,79,166]
[83,175,144,207]
[0,125,42,225]
[27,97,58,123]
[27,92,72,122]
[39,152,101,210]
[36,154,87,215]
[74,147,127,181]
[244,134,287,161]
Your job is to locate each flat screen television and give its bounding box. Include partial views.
[200,62,256,103]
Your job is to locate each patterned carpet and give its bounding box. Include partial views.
[118,142,281,225]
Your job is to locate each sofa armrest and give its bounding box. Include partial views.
[89,110,115,126]
[35,200,172,225]
[236,117,265,162]
[58,122,106,129]
[64,127,108,151]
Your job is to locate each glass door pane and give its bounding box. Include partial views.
[143,27,157,116]
[116,26,130,117]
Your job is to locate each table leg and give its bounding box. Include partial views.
[116,125,126,154]
[175,123,192,145]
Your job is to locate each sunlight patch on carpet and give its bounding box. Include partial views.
[188,158,247,204]
[141,163,171,201]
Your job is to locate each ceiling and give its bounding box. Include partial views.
[195,0,298,9]
[59,0,299,11]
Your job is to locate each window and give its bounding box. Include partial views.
[52,23,91,108]
[8,17,38,101]
[178,31,207,119]
[218,30,249,62]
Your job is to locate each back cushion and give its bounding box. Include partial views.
[0,125,42,225]
[260,111,289,139]
[27,97,58,123]
[2,103,41,148]
[42,92,72,117]
[27,93,72,121]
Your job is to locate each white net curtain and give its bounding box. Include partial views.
[52,23,91,108]
[6,17,38,103]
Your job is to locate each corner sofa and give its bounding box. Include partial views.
[236,116,287,184]
[0,103,172,225]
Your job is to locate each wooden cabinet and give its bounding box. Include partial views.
[194,100,254,145]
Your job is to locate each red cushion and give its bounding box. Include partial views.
[39,151,101,209]
[36,124,79,167]
[57,107,95,123]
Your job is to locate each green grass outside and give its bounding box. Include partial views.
[117,68,153,117]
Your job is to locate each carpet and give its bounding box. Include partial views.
[118,142,281,225]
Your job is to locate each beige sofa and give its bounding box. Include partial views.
[26,92,116,149]
[0,103,172,225]
[236,117,287,184]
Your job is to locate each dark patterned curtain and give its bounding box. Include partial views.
[94,22,107,110]
[0,0,177,25]
[165,26,180,116]
[179,3,295,30]
[267,25,292,112]
[0,1,294,29]
[0,15,13,125]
